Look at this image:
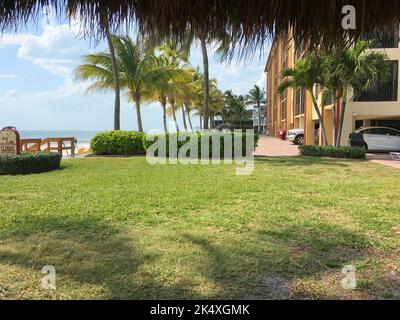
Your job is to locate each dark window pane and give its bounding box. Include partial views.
[361,31,399,49]
[356,61,398,102]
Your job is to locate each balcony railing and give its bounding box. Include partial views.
[355,80,398,102]
[361,31,399,49]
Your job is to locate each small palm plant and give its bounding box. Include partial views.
[277,54,329,145]
[246,85,266,133]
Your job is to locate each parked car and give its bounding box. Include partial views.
[348,127,400,152]
[286,128,305,145]
[277,129,286,140]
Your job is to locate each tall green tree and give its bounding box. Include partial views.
[323,41,389,145]
[158,41,192,132]
[277,55,329,145]
[149,55,192,132]
[221,90,252,127]
[75,36,162,132]
[246,85,266,133]
[105,30,121,130]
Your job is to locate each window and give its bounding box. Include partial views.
[295,89,305,115]
[274,58,279,91]
[371,120,400,131]
[364,128,392,135]
[386,128,400,136]
[281,90,287,120]
[323,92,334,106]
[282,35,288,70]
[356,61,398,102]
[362,31,399,49]
[355,120,364,130]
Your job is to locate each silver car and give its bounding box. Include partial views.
[286,128,305,145]
[349,127,400,152]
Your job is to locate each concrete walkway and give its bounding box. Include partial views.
[254,136,300,157]
[367,153,400,169]
[254,136,400,169]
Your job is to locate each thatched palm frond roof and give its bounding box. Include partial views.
[2,1,400,54]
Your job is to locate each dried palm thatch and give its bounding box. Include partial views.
[1,0,400,56]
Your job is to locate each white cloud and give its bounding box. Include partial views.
[0,74,17,79]
[5,89,18,98]
[0,34,31,47]
[16,25,87,77]
[256,72,266,88]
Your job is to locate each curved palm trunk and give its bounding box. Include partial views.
[332,104,337,146]
[170,98,179,132]
[310,93,328,146]
[105,29,120,130]
[181,104,188,131]
[161,103,168,133]
[134,94,144,132]
[160,95,168,132]
[200,36,209,130]
[257,100,262,134]
[199,115,203,130]
[186,106,194,131]
[336,101,347,146]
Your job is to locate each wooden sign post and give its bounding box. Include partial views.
[0,127,21,155]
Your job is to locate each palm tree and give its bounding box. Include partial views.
[105,30,121,130]
[149,55,192,132]
[277,54,329,145]
[246,85,266,133]
[157,42,193,132]
[323,41,389,145]
[75,36,162,132]
[221,90,252,128]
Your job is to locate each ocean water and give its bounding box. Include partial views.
[19,131,100,145]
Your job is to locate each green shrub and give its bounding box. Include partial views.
[299,145,366,159]
[0,152,62,175]
[143,131,259,158]
[90,131,146,156]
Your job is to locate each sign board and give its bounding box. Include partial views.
[0,127,20,155]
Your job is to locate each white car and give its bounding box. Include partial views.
[286,128,305,145]
[349,127,400,152]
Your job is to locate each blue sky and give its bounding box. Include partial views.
[0,12,269,131]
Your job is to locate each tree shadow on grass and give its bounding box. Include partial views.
[180,220,387,299]
[0,215,397,299]
[0,215,198,299]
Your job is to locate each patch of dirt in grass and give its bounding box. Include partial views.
[0,285,21,300]
[290,249,400,300]
[244,273,290,300]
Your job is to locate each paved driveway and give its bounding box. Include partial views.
[367,153,400,169]
[254,136,300,157]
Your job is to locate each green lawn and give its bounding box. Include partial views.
[0,156,399,299]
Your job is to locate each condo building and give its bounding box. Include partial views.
[265,30,400,146]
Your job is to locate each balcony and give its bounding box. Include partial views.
[356,81,398,102]
[355,61,398,102]
[362,31,399,49]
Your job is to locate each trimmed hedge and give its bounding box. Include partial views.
[90,131,146,156]
[0,152,62,175]
[143,132,259,158]
[299,145,366,159]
